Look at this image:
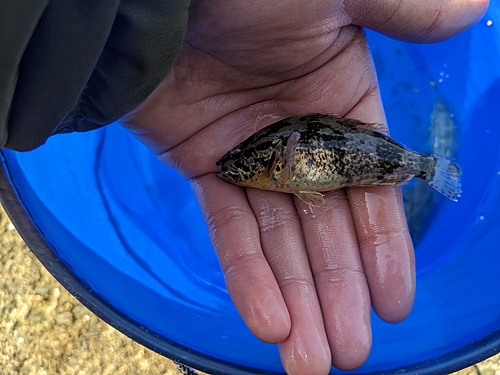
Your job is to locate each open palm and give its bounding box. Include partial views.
[122,0,487,373]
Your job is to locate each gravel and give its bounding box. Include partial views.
[0,205,198,375]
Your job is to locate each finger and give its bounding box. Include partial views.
[334,42,415,323]
[344,0,489,43]
[246,188,332,375]
[347,186,416,323]
[295,190,372,370]
[190,174,291,343]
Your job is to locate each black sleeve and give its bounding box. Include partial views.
[0,0,190,151]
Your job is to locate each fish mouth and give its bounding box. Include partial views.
[216,159,247,184]
[215,160,236,182]
[216,170,239,184]
[215,171,227,180]
[216,168,238,182]
[215,159,225,177]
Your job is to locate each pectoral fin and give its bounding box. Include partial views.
[294,190,326,207]
[279,131,300,183]
[267,138,284,176]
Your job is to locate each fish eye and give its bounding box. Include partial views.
[229,148,244,159]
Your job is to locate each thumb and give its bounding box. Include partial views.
[344,0,489,43]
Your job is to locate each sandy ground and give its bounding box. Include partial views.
[0,204,499,375]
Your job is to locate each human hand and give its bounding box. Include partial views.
[122,0,488,373]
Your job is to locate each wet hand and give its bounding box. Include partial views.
[122,0,487,373]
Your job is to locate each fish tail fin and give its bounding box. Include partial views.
[425,155,462,201]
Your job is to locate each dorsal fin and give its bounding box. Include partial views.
[360,121,389,135]
[306,113,390,135]
[340,116,389,135]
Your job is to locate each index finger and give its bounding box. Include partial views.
[190,174,292,342]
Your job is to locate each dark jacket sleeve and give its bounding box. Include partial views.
[0,0,190,151]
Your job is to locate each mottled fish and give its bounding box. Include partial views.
[216,114,462,207]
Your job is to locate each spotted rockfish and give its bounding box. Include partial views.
[216,114,462,207]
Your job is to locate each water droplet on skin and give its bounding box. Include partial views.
[365,191,387,229]
[302,207,316,219]
[309,206,316,219]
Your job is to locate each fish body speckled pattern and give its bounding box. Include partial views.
[216,114,462,207]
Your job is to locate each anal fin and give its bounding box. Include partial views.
[374,174,413,186]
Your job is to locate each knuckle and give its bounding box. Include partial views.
[313,266,366,286]
[277,273,316,292]
[206,203,249,231]
[257,205,297,232]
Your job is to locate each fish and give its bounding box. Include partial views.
[404,98,459,244]
[429,98,457,158]
[216,114,462,207]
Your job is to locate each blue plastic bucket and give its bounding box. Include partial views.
[1,7,499,375]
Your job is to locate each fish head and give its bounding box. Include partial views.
[216,142,275,188]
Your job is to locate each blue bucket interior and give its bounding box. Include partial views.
[2,7,500,375]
